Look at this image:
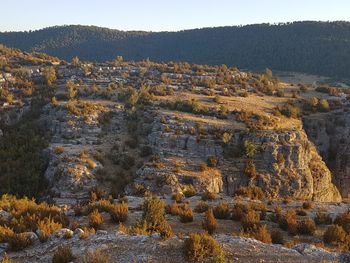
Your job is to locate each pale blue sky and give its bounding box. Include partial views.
[1,0,349,32]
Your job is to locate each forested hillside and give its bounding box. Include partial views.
[0,21,350,79]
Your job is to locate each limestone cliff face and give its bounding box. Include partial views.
[143,113,341,202]
[304,110,350,198]
[230,130,341,202]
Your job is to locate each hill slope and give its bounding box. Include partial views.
[0,21,350,79]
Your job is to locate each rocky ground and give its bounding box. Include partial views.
[2,46,350,262]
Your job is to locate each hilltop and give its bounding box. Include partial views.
[1,45,350,262]
[1,21,350,80]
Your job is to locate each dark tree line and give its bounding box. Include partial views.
[0,22,350,79]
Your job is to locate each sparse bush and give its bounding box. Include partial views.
[86,159,97,169]
[89,209,103,229]
[184,233,224,262]
[0,226,14,243]
[202,208,217,235]
[244,159,257,178]
[279,209,297,235]
[278,103,301,118]
[139,197,173,239]
[54,146,64,155]
[231,203,248,221]
[241,209,260,231]
[323,225,347,244]
[195,201,209,213]
[1,253,10,263]
[201,191,217,201]
[271,229,284,244]
[303,202,312,209]
[79,227,96,239]
[318,99,330,112]
[297,219,316,235]
[52,245,74,263]
[81,250,111,263]
[315,212,333,225]
[8,233,33,251]
[171,192,184,203]
[244,140,259,158]
[296,208,307,216]
[37,217,63,241]
[213,202,230,219]
[334,212,350,233]
[207,156,219,167]
[199,163,209,172]
[235,186,265,200]
[184,184,197,197]
[109,203,128,223]
[249,224,272,244]
[166,202,182,216]
[179,205,194,223]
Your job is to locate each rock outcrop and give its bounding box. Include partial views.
[139,111,341,201]
[304,110,350,198]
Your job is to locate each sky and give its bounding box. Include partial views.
[1,0,349,32]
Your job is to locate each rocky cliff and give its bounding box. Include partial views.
[131,110,341,202]
[304,109,350,198]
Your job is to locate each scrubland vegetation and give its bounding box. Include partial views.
[1,43,350,262]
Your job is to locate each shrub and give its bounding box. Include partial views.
[194,201,209,213]
[241,210,260,231]
[315,212,333,225]
[8,233,33,251]
[184,184,197,197]
[272,206,283,223]
[318,99,330,112]
[202,208,217,235]
[89,209,103,229]
[302,202,313,210]
[171,192,184,203]
[201,191,217,201]
[1,253,9,263]
[244,140,259,158]
[52,245,75,263]
[81,250,111,263]
[323,225,346,244]
[166,202,182,216]
[0,226,14,243]
[296,208,307,216]
[271,229,284,244]
[51,97,58,107]
[109,203,128,223]
[297,219,316,235]
[279,104,301,118]
[199,163,209,172]
[213,202,230,219]
[79,227,96,239]
[279,209,297,235]
[334,212,350,233]
[207,156,218,167]
[37,217,63,241]
[184,233,224,262]
[54,147,64,155]
[86,159,97,169]
[179,205,194,223]
[140,197,173,239]
[231,203,248,221]
[235,186,265,200]
[249,225,272,244]
[244,159,257,178]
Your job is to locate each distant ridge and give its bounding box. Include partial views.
[1,21,350,79]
